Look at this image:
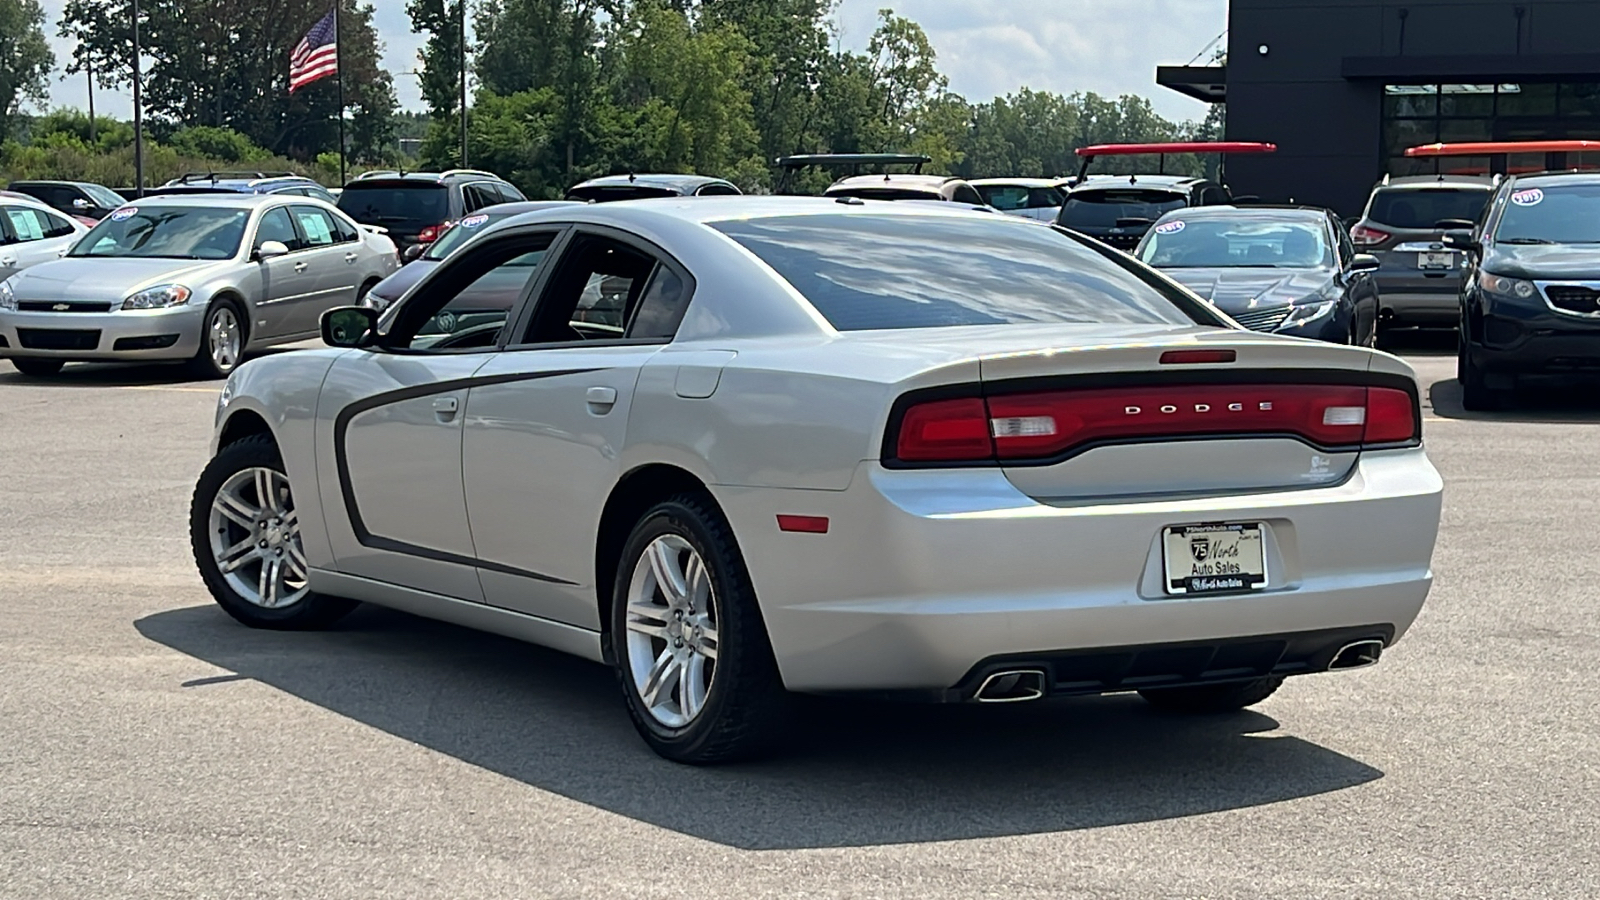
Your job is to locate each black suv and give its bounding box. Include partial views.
[1452,170,1600,409]
[1349,174,1494,331]
[336,169,527,252]
[8,180,127,221]
[1057,175,1236,251]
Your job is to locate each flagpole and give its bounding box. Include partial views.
[458,0,467,168]
[334,1,346,185]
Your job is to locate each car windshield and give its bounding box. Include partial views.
[1058,189,1188,228]
[81,184,125,209]
[423,212,515,259]
[69,207,249,259]
[1367,187,1490,229]
[977,185,1064,211]
[337,184,449,230]
[712,214,1215,331]
[1140,218,1332,268]
[1493,183,1600,244]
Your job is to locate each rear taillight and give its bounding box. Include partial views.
[1349,224,1391,247]
[889,383,1418,464]
[416,221,455,243]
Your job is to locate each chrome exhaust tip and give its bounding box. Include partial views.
[974,669,1047,703]
[1329,639,1384,671]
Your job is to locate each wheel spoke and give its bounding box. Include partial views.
[254,468,276,513]
[684,553,709,611]
[647,539,687,605]
[283,543,309,580]
[216,537,261,574]
[640,649,682,709]
[625,618,670,640]
[259,557,280,607]
[682,654,708,719]
[213,490,259,529]
[697,623,718,661]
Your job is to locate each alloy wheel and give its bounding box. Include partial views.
[624,535,720,728]
[207,466,309,608]
[209,306,241,373]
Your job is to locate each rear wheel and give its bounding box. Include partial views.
[1138,677,1283,713]
[610,494,788,764]
[9,358,64,377]
[187,298,246,380]
[189,433,356,630]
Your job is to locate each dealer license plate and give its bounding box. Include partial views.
[1417,251,1455,269]
[1162,523,1267,595]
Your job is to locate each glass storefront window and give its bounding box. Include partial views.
[1381,82,1600,175]
[1561,83,1600,117]
[1497,83,1558,116]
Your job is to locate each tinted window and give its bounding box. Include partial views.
[71,206,249,259]
[1059,189,1188,228]
[523,235,656,342]
[565,185,678,202]
[463,183,500,211]
[627,266,690,339]
[384,235,555,351]
[495,182,526,202]
[1367,187,1490,229]
[337,184,450,230]
[1493,182,1600,244]
[713,215,1204,331]
[696,183,741,196]
[82,184,125,209]
[952,184,984,205]
[825,187,942,201]
[330,212,360,243]
[1200,187,1231,206]
[291,207,339,247]
[1139,218,1332,269]
[255,207,300,250]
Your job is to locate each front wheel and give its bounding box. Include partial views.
[189,433,356,630]
[610,495,788,764]
[188,298,246,380]
[1458,342,1512,411]
[1139,677,1283,713]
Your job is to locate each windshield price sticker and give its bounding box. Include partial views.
[1155,220,1186,235]
[109,207,138,221]
[1511,188,1544,206]
[460,214,490,228]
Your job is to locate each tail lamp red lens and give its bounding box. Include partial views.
[1349,224,1390,247]
[416,221,455,243]
[893,384,1417,463]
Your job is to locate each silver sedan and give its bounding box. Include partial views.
[0,194,397,378]
[190,199,1443,763]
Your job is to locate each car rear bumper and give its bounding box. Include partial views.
[717,449,1442,695]
[0,305,205,361]
[1380,291,1460,325]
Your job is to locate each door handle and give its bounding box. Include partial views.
[0,257,14,267]
[432,395,459,420]
[585,386,618,413]
[293,261,309,272]
[344,252,358,263]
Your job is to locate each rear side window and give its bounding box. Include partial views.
[696,183,741,196]
[337,184,450,230]
[291,206,340,246]
[713,214,1208,331]
[951,184,984,205]
[1059,189,1189,228]
[1367,187,1490,228]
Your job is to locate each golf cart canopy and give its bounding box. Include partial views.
[1074,141,1277,181]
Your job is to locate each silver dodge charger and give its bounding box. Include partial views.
[0,194,397,378]
[190,198,1443,763]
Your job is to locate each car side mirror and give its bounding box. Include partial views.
[1442,231,1481,255]
[402,243,425,263]
[254,240,289,261]
[1350,253,1382,273]
[1342,215,1360,229]
[71,198,91,210]
[321,306,379,348]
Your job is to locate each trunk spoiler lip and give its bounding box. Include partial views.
[878,366,1421,470]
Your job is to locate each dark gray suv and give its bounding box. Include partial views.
[1349,174,1494,330]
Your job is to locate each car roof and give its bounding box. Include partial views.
[108,193,300,209]
[1505,170,1600,187]
[1069,174,1200,190]
[10,179,95,188]
[0,192,74,212]
[568,173,735,193]
[1378,174,1495,189]
[827,173,964,190]
[467,200,585,216]
[346,169,507,186]
[491,195,1025,229]
[1153,205,1329,221]
[968,178,1069,188]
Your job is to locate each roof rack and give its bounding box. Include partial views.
[1074,141,1276,182]
[773,153,932,194]
[440,168,499,179]
[171,171,296,185]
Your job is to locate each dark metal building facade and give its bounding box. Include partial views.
[1158,0,1600,215]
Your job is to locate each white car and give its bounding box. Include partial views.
[190,198,1443,763]
[0,193,91,280]
[969,177,1072,222]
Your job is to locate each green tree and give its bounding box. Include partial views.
[0,0,55,140]
[406,0,464,126]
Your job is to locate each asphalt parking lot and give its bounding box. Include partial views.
[2,334,1597,900]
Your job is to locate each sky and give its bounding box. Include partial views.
[37,0,1227,125]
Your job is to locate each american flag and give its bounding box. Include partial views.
[289,9,339,93]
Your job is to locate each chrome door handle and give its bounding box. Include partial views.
[0,257,14,266]
[585,386,618,413]
[293,261,309,272]
[344,252,358,263]
[432,396,459,420]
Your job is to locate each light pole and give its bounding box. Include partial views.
[458,0,468,168]
[131,0,143,196]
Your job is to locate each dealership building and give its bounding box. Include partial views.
[1158,0,1600,215]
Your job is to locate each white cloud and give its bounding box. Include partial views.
[38,0,1225,124]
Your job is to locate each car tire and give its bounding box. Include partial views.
[1458,342,1511,411]
[9,358,65,377]
[1138,676,1283,713]
[187,297,247,380]
[610,493,789,764]
[189,433,357,630]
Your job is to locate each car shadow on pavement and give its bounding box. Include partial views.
[0,358,211,387]
[136,603,1383,850]
[1378,327,1457,357]
[1429,377,1600,423]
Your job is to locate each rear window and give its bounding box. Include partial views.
[337,183,450,230]
[977,185,1065,210]
[1059,189,1188,228]
[565,185,679,202]
[825,187,942,202]
[712,214,1210,331]
[1367,187,1490,229]
[423,210,515,259]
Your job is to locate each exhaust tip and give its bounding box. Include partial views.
[974,668,1047,703]
[1329,639,1384,671]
